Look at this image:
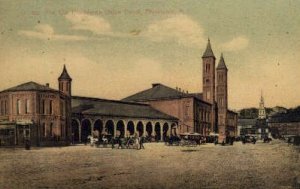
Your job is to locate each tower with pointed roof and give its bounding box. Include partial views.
[258,91,266,119]
[216,53,228,140]
[58,65,72,96]
[202,38,217,133]
[58,65,72,142]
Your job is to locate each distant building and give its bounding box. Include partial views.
[268,106,300,138]
[237,119,257,136]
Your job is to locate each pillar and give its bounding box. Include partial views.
[79,122,81,142]
[143,123,147,137]
[124,125,127,137]
[152,124,155,137]
[113,124,116,138]
[160,125,163,141]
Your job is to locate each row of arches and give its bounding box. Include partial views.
[71,119,177,143]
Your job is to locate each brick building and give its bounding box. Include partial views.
[0,65,72,146]
[123,39,238,142]
[0,39,238,145]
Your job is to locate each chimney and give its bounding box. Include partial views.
[176,87,178,90]
[46,83,49,87]
[186,90,189,94]
[179,88,181,92]
[152,83,160,88]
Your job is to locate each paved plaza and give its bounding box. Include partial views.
[0,141,299,189]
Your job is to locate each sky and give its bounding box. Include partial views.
[0,0,299,110]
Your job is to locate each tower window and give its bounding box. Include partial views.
[206,64,210,73]
[207,91,210,100]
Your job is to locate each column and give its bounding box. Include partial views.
[152,124,155,137]
[142,124,146,137]
[79,123,81,142]
[124,125,127,137]
[160,125,163,141]
[113,124,116,138]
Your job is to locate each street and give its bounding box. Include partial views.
[0,140,299,189]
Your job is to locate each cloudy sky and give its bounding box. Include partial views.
[0,0,299,110]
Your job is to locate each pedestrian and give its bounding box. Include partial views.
[111,137,115,149]
[139,136,145,149]
[214,136,218,145]
[25,139,31,150]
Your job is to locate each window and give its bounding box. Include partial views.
[66,83,69,92]
[61,124,64,137]
[41,99,46,114]
[206,63,210,73]
[42,123,46,137]
[50,122,53,137]
[16,99,21,115]
[25,99,30,114]
[60,101,65,116]
[207,91,210,100]
[4,100,7,115]
[0,101,3,115]
[49,100,53,115]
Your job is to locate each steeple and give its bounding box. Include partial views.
[202,38,215,59]
[258,90,266,119]
[58,65,72,81]
[58,65,72,96]
[217,53,228,70]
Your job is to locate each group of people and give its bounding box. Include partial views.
[89,133,145,150]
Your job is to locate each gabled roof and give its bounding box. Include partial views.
[58,65,72,81]
[122,83,187,102]
[72,96,178,120]
[217,53,228,70]
[0,81,58,93]
[202,38,215,58]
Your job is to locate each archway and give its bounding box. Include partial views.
[127,121,134,136]
[137,121,144,136]
[155,122,161,141]
[146,122,153,136]
[93,119,103,138]
[163,123,169,141]
[116,120,125,137]
[105,120,114,137]
[71,119,80,143]
[81,119,92,143]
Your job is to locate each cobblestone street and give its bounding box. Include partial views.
[0,140,299,189]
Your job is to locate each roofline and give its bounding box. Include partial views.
[125,95,213,106]
[72,96,150,106]
[0,89,68,98]
[72,112,178,121]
